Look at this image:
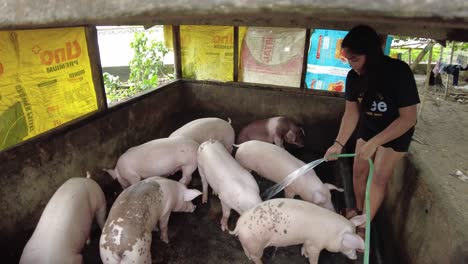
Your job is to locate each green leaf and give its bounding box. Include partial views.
[0,102,28,150]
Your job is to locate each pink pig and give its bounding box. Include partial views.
[105,137,199,188]
[230,198,366,264]
[20,177,106,264]
[99,177,201,264]
[169,117,235,153]
[235,140,343,211]
[236,116,305,148]
[197,139,262,231]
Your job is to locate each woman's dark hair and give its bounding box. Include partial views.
[342,25,385,108]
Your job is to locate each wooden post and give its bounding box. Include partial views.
[233,26,239,82]
[408,48,412,64]
[439,46,444,62]
[85,26,107,110]
[300,29,312,89]
[410,42,435,72]
[418,45,433,118]
[172,25,182,79]
[444,42,455,99]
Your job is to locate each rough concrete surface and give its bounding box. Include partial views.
[1,0,468,41]
[379,75,468,264]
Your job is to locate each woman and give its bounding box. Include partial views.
[324,25,420,238]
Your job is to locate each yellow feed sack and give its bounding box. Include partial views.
[0,27,97,151]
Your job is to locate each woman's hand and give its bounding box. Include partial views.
[357,139,380,160]
[324,142,343,161]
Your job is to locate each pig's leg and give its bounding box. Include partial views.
[116,167,141,188]
[126,172,142,186]
[219,200,232,232]
[180,165,196,186]
[284,187,296,199]
[95,202,107,229]
[240,241,264,264]
[158,212,171,243]
[145,252,152,264]
[301,242,320,264]
[199,168,209,203]
[152,217,159,231]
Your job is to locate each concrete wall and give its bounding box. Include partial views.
[378,154,468,264]
[0,81,187,260]
[0,80,346,262]
[183,80,345,153]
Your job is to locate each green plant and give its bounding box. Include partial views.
[102,29,173,104]
[129,32,170,91]
[103,72,133,103]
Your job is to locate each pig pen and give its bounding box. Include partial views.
[0,80,380,264]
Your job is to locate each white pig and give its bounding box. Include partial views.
[105,137,199,188]
[99,177,201,264]
[197,139,262,231]
[235,140,343,211]
[20,177,106,264]
[230,198,366,264]
[169,117,235,153]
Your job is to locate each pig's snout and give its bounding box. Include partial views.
[344,249,357,260]
[190,205,196,212]
[182,203,196,212]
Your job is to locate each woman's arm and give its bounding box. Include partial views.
[358,104,417,159]
[324,100,360,159]
[336,100,360,145]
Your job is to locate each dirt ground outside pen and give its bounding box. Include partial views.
[410,75,468,237]
[412,74,468,214]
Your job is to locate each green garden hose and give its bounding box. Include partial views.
[331,153,373,264]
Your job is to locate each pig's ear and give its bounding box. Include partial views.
[285,130,296,142]
[324,183,344,192]
[312,191,326,204]
[342,232,365,250]
[184,189,202,202]
[349,214,366,227]
[300,127,305,136]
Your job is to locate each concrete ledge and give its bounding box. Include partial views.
[1,0,468,41]
[380,152,468,263]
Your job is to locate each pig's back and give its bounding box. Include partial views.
[100,181,164,258]
[236,141,304,183]
[199,141,258,193]
[121,137,198,172]
[238,199,352,246]
[106,181,164,231]
[237,120,271,143]
[22,178,101,260]
[170,118,234,147]
[125,137,198,158]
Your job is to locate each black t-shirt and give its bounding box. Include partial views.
[345,56,420,133]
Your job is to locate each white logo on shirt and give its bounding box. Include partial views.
[370,101,388,112]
